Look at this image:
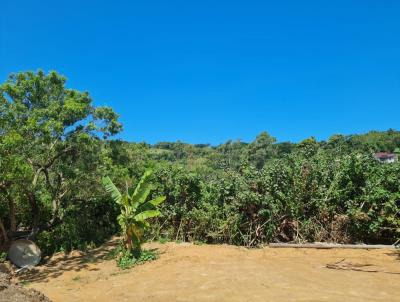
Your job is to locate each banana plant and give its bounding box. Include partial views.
[103,170,165,254]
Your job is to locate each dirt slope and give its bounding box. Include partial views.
[18,239,400,302]
[0,265,51,302]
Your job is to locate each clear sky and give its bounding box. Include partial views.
[1,1,399,145]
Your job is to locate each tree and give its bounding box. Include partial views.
[216,140,248,170]
[0,70,122,238]
[103,170,165,254]
[297,136,319,157]
[247,132,277,169]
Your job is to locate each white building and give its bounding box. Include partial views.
[374,152,398,163]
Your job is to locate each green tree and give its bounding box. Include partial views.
[0,70,122,239]
[247,132,277,169]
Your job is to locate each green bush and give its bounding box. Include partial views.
[149,149,400,246]
[36,197,119,256]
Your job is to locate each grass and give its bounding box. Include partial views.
[105,246,120,260]
[158,237,169,244]
[20,280,31,287]
[117,248,159,270]
[104,241,160,269]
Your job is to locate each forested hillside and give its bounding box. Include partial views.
[1,71,399,255]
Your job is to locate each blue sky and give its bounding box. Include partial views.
[1,1,399,145]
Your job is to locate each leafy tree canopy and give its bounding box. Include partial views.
[0,70,122,237]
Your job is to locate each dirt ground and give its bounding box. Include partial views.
[0,265,51,302]
[17,239,400,302]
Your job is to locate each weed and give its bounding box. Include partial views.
[116,247,158,269]
[158,237,169,244]
[20,280,31,287]
[0,252,7,263]
[72,275,81,282]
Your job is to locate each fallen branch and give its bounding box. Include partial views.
[325,259,400,275]
[269,243,397,249]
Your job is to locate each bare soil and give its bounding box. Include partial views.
[17,239,400,302]
[0,264,51,302]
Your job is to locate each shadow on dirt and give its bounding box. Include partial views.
[18,239,119,284]
[385,250,400,261]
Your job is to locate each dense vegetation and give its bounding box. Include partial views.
[1,71,399,256]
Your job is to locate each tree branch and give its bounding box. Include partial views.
[44,146,74,169]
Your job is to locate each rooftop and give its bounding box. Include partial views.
[374,152,397,159]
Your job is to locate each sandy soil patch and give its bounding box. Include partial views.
[17,239,400,302]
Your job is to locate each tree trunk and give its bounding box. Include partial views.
[125,231,133,252]
[8,196,16,232]
[0,218,8,243]
[27,192,40,239]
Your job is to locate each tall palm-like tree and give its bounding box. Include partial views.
[103,170,165,254]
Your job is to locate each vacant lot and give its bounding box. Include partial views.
[18,239,400,302]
